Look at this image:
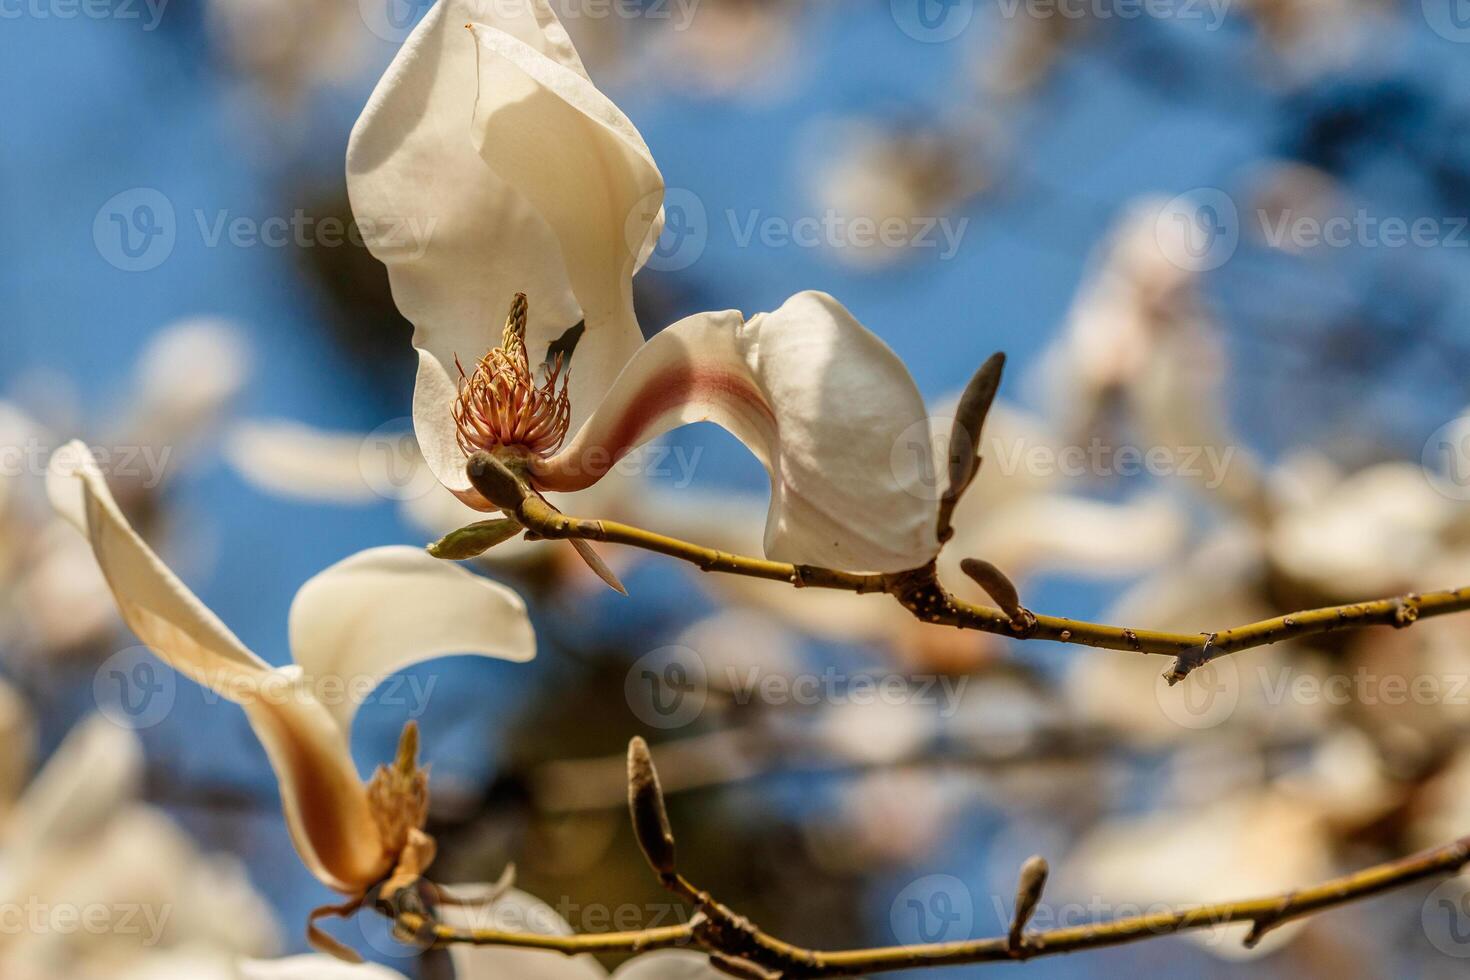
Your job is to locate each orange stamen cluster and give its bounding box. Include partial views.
[453,293,571,459]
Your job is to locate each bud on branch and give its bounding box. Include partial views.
[627,737,678,877]
[937,352,1005,545]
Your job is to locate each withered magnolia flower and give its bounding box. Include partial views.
[348,0,944,575]
[47,441,536,959]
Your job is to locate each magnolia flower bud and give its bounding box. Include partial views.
[627,737,677,876]
[427,518,523,560]
[1009,855,1050,951]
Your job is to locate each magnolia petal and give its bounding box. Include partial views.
[46,441,272,692]
[947,492,1185,581]
[412,348,480,499]
[121,317,249,456]
[347,0,583,445]
[534,293,940,573]
[444,886,608,980]
[243,674,389,894]
[6,715,141,853]
[46,443,386,895]
[238,956,409,980]
[611,951,728,979]
[288,545,536,734]
[225,420,382,504]
[467,19,660,430]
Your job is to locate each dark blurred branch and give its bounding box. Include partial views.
[384,738,1470,976]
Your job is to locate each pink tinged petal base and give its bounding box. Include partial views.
[533,293,942,574]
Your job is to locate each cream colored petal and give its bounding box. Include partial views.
[466,17,660,429]
[120,317,249,456]
[5,714,141,853]
[238,956,409,980]
[611,951,727,979]
[946,492,1185,581]
[224,420,382,503]
[412,348,479,500]
[348,0,587,456]
[535,293,939,573]
[288,545,535,734]
[0,676,35,811]
[46,441,272,693]
[1062,792,1331,958]
[46,443,386,895]
[242,672,388,894]
[444,886,608,980]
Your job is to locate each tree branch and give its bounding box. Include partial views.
[465,452,1470,681]
[382,737,1470,976]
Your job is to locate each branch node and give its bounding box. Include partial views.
[1165,633,1218,686]
[1394,595,1421,628]
[709,952,783,979]
[1242,894,1294,949]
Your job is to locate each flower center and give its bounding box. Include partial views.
[453,293,571,460]
[366,721,429,857]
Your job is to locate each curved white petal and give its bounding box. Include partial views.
[534,292,940,573]
[6,715,141,853]
[242,678,389,894]
[444,886,608,980]
[466,19,659,430]
[46,442,387,894]
[412,348,481,499]
[611,951,727,979]
[288,545,536,734]
[46,441,271,692]
[348,0,584,461]
[238,956,409,980]
[121,317,249,455]
[946,492,1185,581]
[225,420,382,504]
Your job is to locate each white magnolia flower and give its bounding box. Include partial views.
[46,441,536,937]
[241,888,724,979]
[347,0,942,575]
[0,319,248,658]
[1036,198,1265,514]
[0,710,279,980]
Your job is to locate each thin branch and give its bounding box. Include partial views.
[382,737,1470,977]
[466,453,1470,679]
